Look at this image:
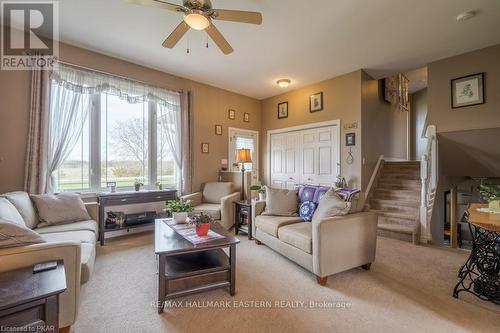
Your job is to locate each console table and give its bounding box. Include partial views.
[453,203,500,304]
[98,190,177,245]
[0,261,66,332]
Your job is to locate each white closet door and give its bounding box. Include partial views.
[270,124,339,189]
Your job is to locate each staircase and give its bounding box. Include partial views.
[369,161,421,244]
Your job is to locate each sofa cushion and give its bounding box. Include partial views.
[31,193,91,227]
[3,192,39,229]
[202,182,233,204]
[0,198,25,226]
[262,186,298,217]
[40,230,96,245]
[35,219,98,235]
[299,201,316,222]
[80,243,96,284]
[0,218,45,248]
[191,203,221,220]
[278,222,312,254]
[255,215,303,237]
[312,189,351,222]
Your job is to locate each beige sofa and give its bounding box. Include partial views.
[0,191,97,330]
[252,200,378,285]
[181,182,240,229]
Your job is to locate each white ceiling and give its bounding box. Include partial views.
[44,0,500,99]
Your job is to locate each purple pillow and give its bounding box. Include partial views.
[335,188,360,202]
[299,201,316,222]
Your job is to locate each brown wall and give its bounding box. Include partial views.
[361,72,408,190]
[427,44,500,133]
[0,42,261,193]
[260,70,363,190]
[410,88,428,160]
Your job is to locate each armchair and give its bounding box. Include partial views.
[180,182,240,229]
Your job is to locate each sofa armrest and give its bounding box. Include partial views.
[0,241,82,328]
[311,211,378,277]
[180,192,203,207]
[84,202,99,221]
[251,200,266,235]
[220,192,241,230]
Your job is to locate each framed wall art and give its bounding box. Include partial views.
[278,102,288,119]
[215,125,222,135]
[309,92,323,112]
[243,112,250,122]
[451,72,485,109]
[228,109,236,120]
[201,143,209,153]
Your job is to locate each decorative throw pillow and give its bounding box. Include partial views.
[202,182,233,204]
[262,186,298,217]
[0,198,25,227]
[0,218,45,248]
[3,191,39,229]
[312,189,351,222]
[31,193,91,227]
[299,201,316,222]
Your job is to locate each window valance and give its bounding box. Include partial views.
[50,63,181,108]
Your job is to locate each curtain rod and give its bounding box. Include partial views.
[55,60,184,94]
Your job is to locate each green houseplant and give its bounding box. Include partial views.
[479,184,500,212]
[250,182,266,201]
[166,199,193,224]
[189,212,213,236]
[134,179,144,191]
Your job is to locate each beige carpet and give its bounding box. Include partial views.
[74,234,500,333]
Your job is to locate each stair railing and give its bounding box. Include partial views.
[420,125,437,243]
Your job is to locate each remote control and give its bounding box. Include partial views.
[33,261,58,273]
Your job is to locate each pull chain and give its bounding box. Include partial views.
[206,33,209,49]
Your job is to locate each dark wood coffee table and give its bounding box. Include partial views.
[155,219,240,313]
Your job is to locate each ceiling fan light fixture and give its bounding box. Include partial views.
[277,79,291,88]
[184,12,210,30]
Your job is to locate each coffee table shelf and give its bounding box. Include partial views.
[164,249,230,279]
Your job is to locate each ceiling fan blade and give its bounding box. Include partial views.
[206,23,234,55]
[125,0,185,12]
[162,21,190,48]
[212,9,262,25]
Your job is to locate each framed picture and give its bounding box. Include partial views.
[346,133,356,146]
[228,109,236,120]
[243,112,250,122]
[278,102,288,119]
[201,143,209,153]
[215,125,222,135]
[451,72,485,109]
[309,92,323,112]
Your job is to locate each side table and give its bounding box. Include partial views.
[234,200,252,240]
[0,261,66,332]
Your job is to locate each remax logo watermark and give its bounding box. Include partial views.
[1,1,59,70]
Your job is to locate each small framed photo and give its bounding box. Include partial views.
[243,112,250,122]
[310,92,323,112]
[451,72,485,109]
[346,133,356,146]
[215,125,222,135]
[228,109,236,120]
[201,143,209,153]
[278,102,288,119]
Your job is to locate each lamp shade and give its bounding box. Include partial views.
[236,149,252,163]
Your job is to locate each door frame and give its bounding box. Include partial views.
[267,119,341,185]
[228,127,260,181]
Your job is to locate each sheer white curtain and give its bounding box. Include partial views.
[157,102,183,193]
[46,82,92,193]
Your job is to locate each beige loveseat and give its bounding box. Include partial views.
[252,200,378,285]
[0,191,97,330]
[181,182,240,229]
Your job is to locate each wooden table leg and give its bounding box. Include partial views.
[157,254,166,313]
[99,203,105,246]
[229,244,236,296]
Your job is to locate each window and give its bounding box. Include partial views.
[52,69,182,193]
[228,128,259,185]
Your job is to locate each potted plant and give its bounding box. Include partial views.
[189,212,213,236]
[479,184,500,212]
[134,179,144,191]
[166,199,193,224]
[250,183,266,201]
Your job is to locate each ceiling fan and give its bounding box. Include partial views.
[126,0,263,54]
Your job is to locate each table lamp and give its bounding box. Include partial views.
[236,148,252,200]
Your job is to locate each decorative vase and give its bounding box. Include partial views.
[134,184,141,191]
[196,223,210,236]
[172,212,188,224]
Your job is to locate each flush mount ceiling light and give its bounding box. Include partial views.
[277,79,291,88]
[184,11,210,30]
[456,10,477,22]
